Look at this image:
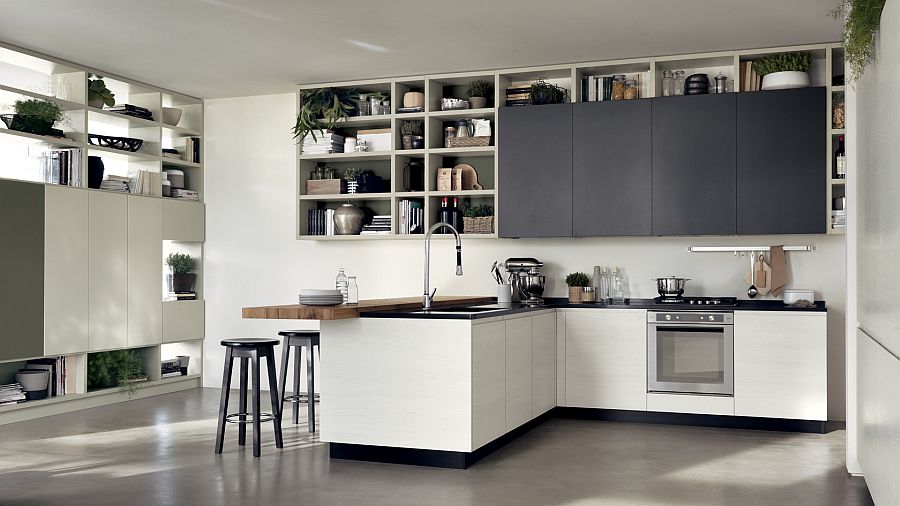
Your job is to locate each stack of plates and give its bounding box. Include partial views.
[299,289,344,306]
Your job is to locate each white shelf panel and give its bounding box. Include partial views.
[395,149,426,156]
[343,114,392,127]
[429,190,496,197]
[394,111,425,119]
[87,145,160,162]
[299,192,392,201]
[162,124,202,137]
[161,157,201,169]
[87,107,160,129]
[428,108,496,120]
[0,127,84,149]
[299,151,391,162]
[0,83,84,111]
[428,146,495,156]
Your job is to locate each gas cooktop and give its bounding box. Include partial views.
[652,296,739,307]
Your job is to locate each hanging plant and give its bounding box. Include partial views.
[292,88,356,143]
[831,0,888,82]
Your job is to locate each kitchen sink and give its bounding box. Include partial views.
[409,305,510,315]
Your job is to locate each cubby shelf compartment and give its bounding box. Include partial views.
[87,144,160,162]
[0,83,84,111]
[299,151,391,162]
[299,192,392,201]
[0,128,83,148]
[343,114,393,127]
[162,124,202,137]
[87,106,160,129]
[429,108,496,120]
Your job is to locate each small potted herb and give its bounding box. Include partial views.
[565,272,591,303]
[342,167,365,194]
[1,99,64,136]
[166,252,196,294]
[752,52,812,91]
[530,78,569,105]
[465,80,494,109]
[400,120,424,150]
[462,203,494,234]
[88,74,116,108]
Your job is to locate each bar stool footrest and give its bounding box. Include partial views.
[225,412,276,424]
[283,393,320,404]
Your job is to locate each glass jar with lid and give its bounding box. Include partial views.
[673,71,686,96]
[356,94,370,116]
[624,79,639,100]
[611,75,626,100]
[661,70,673,96]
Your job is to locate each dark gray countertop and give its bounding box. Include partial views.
[359,297,826,320]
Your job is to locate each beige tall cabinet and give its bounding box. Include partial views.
[88,191,128,351]
[127,197,163,347]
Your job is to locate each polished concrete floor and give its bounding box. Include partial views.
[0,388,872,506]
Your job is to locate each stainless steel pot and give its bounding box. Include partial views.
[654,277,690,298]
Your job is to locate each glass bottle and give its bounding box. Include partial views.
[624,79,638,100]
[438,197,451,233]
[347,276,359,304]
[835,135,846,179]
[369,96,381,116]
[335,268,349,303]
[600,267,610,302]
[356,94,369,116]
[673,70,686,96]
[611,267,625,304]
[661,70,673,97]
[450,197,464,233]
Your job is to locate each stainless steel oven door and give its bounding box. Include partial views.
[647,321,734,395]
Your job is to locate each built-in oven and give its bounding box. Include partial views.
[647,311,734,396]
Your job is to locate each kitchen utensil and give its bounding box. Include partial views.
[455,119,474,138]
[783,288,814,305]
[770,246,788,296]
[491,260,504,284]
[755,255,767,291]
[747,255,758,298]
[654,277,690,298]
[756,254,772,295]
[454,163,484,190]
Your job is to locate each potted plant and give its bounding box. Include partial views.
[831,0,887,82]
[462,203,494,234]
[166,252,196,294]
[465,80,494,109]
[530,78,569,105]
[293,87,355,143]
[565,272,591,303]
[342,167,365,194]
[752,52,812,91]
[400,120,424,150]
[87,349,145,395]
[1,99,64,136]
[87,74,116,108]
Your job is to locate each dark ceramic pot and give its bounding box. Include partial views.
[172,272,196,293]
[87,156,105,189]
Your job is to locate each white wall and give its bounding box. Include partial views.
[203,93,847,420]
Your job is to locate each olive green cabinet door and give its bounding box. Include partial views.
[89,191,128,351]
[44,186,90,355]
[127,197,163,346]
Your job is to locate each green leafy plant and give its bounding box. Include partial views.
[8,99,64,135]
[88,74,116,107]
[565,272,591,287]
[462,203,493,218]
[400,120,424,136]
[530,78,569,105]
[293,88,355,143]
[87,349,145,395]
[165,252,195,274]
[342,167,365,181]
[831,0,887,82]
[751,52,812,76]
[465,79,493,98]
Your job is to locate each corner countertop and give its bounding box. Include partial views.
[241,296,495,320]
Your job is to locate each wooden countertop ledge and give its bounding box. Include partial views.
[242,296,494,321]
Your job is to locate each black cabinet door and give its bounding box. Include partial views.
[737,87,826,234]
[499,103,573,238]
[573,100,652,236]
[651,94,737,236]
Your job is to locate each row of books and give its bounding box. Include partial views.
[398,200,424,235]
[302,130,344,155]
[739,61,763,92]
[505,86,531,107]
[0,384,25,405]
[361,215,391,235]
[40,148,83,186]
[131,170,163,196]
[181,137,201,163]
[307,208,336,236]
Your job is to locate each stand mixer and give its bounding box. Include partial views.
[504,258,546,305]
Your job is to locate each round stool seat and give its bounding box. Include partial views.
[221,337,280,348]
[278,330,319,338]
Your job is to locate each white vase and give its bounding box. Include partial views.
[761,71,810,91]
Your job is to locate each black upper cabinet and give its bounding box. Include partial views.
[651,93,737,236]
[498,104,573,238]
[737,87,826,234]
[573,100,652,236]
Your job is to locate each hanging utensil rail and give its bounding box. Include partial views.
[687,246,815,253]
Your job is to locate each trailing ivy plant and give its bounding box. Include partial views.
[831,0,887,82]
[565,272,591,287]
[293,88,355,143]
[751,52,812,76]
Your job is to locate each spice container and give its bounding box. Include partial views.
[611,75,626,100]
[661,70,673,97]
[674,71,685,96]
[444,126,457,148]
[624,79,638,100]
[714,72,727,94]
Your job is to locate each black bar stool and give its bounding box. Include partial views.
[277,331,320,432]
[215,338,283,457]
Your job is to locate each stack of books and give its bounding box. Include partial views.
[107,104,154,121]
[178,137,201,163]
[170,188,200,201]
[361,215,392,235]
[100,175,130,193]
[172,291,197,301]
[25,357,68,397]
[0,384,25,405]
[505,87,531,107]
[398,200,424,234]
[302,130,344,155]
[129,170,162,196]
[739,61,763,92]
[40,148,83,186]
[832,209,847,229]
[307,208,335,236]
[162,148,181,159]
[161,359,182,378]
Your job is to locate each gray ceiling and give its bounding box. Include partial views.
[0,0,842,99]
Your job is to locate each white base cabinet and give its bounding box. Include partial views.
[734,311,827,421]
[564,309,647,410]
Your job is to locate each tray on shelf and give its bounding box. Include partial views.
[88,134,144,152]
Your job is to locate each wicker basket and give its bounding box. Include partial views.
[463,216,494,234]
[448,136,490,148]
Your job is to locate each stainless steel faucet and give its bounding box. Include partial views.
[423,222,463,309]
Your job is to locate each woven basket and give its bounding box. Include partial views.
[463,216,494,234]
[448,136,490,148]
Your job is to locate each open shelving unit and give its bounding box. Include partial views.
[296,42,844,241]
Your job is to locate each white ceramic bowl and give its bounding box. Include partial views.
[161,107,183,126]
[761,71,810,91]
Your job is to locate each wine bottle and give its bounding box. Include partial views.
[438,197,451,233]
[835,135,846,179]
[450,197,464,233]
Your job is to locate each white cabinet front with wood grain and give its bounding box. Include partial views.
[532,311,557,417]
[565,309,647,411]
[127,197,163,346]
[471,320,506,450]
[88,191,128,351]
[734,311,827,420]
[505,314,533,431]
[44,186,89,355]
